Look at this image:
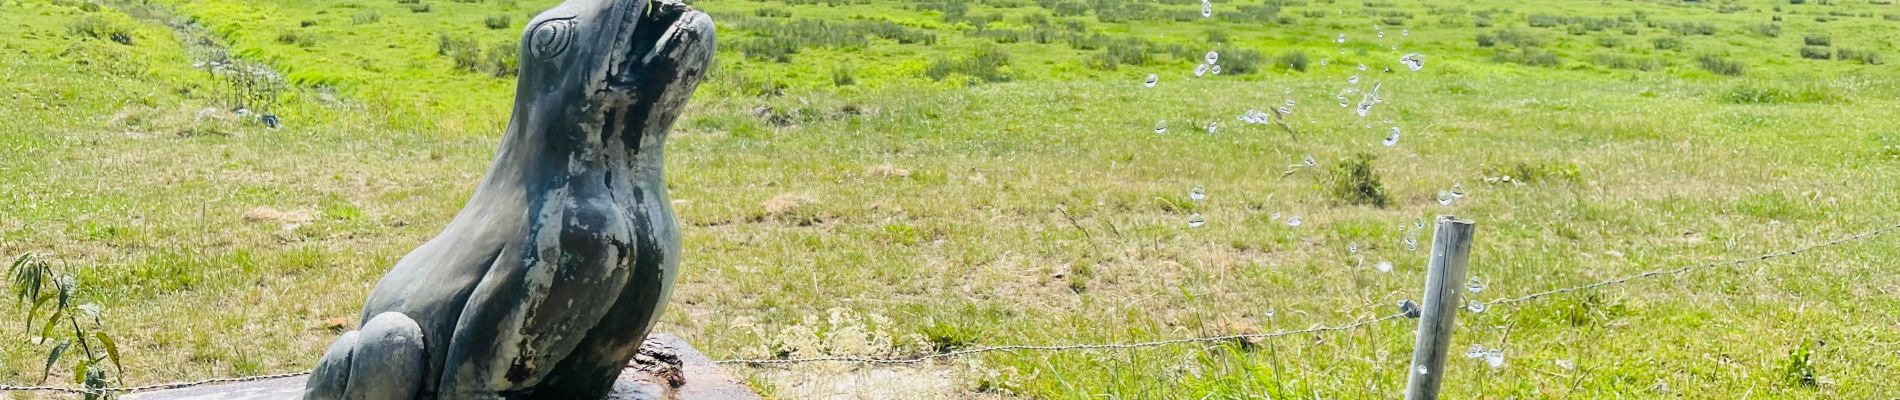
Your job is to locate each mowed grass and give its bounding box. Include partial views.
[5,0,1900,398]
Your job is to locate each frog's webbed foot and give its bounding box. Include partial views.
[304,312,428,400]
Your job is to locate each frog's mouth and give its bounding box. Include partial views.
[600,0,713,95]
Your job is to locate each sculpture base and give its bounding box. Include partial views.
[123,334,758,400]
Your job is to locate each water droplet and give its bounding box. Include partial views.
[1302,155,1317,167]
[1402,29,1410,36]
[1436,191,1455,206]
[1286,216,1303,227]
[1205,51,1220,65]
[1189,186,1207,202]
[1555,359,1576,370]
[1194,63,1209,77]
[1377,31,1385,38]
[1375,260,1392,272]
[1464,344,1488,359]
[1319,58,1329,66]
[1277,106,1292,115]
[1336,95,1349,108]
[1210,65,1223,75]
[1205,121,1218,135]
[1450,184,1466,198]
[1466,300,1487,313]
[1355,95,1375,117]
[1357,64,1367,71]
[1283,99,1296,107]
[1348,242,1359,255]
[1335,33,1346,44]
[1200,0,1212,17]
[1414,217,1425,230]
[1467,277,1486,293]
[1154,120,1168,134]
[1416,365,1429,375]
[1264,309,1275,318]
[1399,299,1420,318]
[1400,53,1425,72]
[1485,351,1505,369]
[1269,212,1282,220]
[1383,127,1400,146]
[1187,213,1207,228]
[1403,236,1418,251]
[1144,73,1158,88]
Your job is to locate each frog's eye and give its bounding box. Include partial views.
[527,18,576,59]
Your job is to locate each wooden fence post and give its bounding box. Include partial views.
[1403,216,1476,400]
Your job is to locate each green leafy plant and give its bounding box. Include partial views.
[1781,340,1819,387]
[10,253,125,398]
[1326,152,1390,208]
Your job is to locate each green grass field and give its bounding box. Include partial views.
[5,0,1900,398]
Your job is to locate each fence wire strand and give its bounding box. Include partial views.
[1489,220,1900,307]
[0,371,311,395]
[7,221,1897,394]
[717,312,1409,366]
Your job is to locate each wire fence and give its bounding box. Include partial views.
[4,220,1897,395]
[715,312,1411,366]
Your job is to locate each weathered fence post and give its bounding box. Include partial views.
[1404,216,1476,400]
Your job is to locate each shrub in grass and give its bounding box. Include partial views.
[1651,36,1682,50]
[1834,47,1882,64]
[1803,34,1830,46]
[68,15,134,45]
[735,37,799,63]
[1091,39,1152,70]
[1592,53,1663,71]
[1326,152,1389,208]
[1051,1,1086,17]
[1799,46,1831,60]
[275,31,319,48]
[1595,36,1621,48]
[1750,23,1781,37]
[1495,47,1560,67]
[830,66,855,86]
[1697,54,1745,76]
[1204,29,1229,44]
[1216,48,1265,74]
[926,46,1011,83]
[437,33,484,71]
[484,15,511,30]
[1722,81,1839,104]
[352,11,381,25]
[483,41,518,77]
[1527,14,1561,28]
[1276,50,1309,72]
[1655,21,1715,35]
[1483,29,1545,47]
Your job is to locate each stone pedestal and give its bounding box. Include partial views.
[123,334,757,400]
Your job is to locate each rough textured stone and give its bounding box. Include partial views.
[125,335,757,400]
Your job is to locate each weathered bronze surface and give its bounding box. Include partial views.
[303,0,713,398]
